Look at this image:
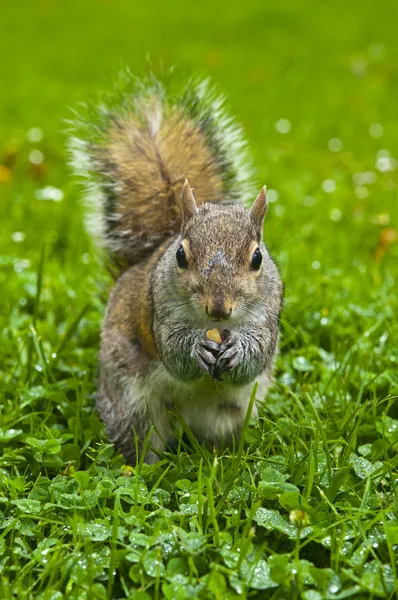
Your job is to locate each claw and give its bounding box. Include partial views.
[219,346,238,361]
[220,339,234,350]
[197,346,217,365]
[196,354,213,374]
[201,338,220,353]
[193,332,222,375]
[215,333,243,374]
[219,332,238,351]
[227,352,243,369]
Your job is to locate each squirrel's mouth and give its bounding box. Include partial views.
[193,297,241,328]
[205,304,233,321]
[207,317,231,324]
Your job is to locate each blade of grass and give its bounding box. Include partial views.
[25,244,45,383]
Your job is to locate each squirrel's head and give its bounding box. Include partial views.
[174,180,269,326]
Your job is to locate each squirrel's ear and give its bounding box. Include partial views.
[180,179,198,229]
[250,186,268,240]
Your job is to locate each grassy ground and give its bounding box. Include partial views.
[0,0,397,598]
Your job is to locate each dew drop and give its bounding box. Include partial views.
[369,123,383,138]
[328,138,343,152]
[355,185,369,200]
[267,189,279,203]
[275,118,291,134]
[329,208,342,222]
[35,186,64,202]
[11,231,25,243]
[27,127,43,143]
[29,149,44,165]
[322,179,336,193]
[376,156,396,172]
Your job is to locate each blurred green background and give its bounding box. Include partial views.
[0,2,397,598]
[1,0,397,291]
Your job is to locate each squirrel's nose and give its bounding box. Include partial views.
[205,301,233,320]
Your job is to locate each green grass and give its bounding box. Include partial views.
[0,0,397,598]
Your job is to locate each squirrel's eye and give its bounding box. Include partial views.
[176,245,188,269]
[251,248,262,271]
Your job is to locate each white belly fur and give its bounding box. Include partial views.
[130,363,271,448]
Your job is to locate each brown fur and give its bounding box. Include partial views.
[99,193,283,463]
[101,239,173,360]
[71,77,281,463]
[95,107,225,263]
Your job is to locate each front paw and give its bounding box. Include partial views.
[192,334,220,376]
[215,332,244,377]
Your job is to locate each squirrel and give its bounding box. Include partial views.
[69,73,283,464]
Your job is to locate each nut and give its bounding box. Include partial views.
[206,328,222,344]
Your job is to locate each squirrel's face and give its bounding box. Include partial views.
[173,183,269,326]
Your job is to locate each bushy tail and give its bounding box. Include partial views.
[69,71,255,265]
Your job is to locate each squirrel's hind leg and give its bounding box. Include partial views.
[96,380,163,464]
[97,331,170,464]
